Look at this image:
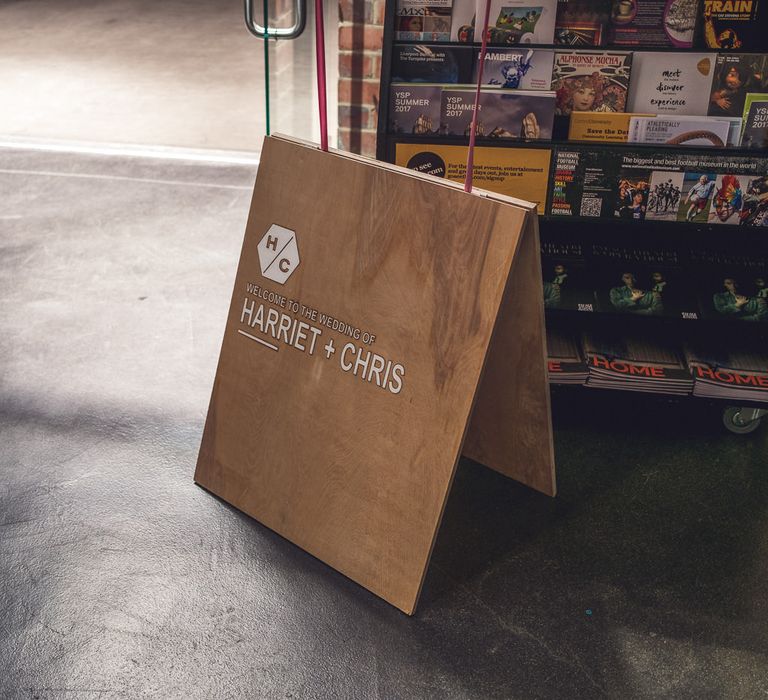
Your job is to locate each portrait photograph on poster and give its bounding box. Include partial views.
[707,173,747,225]
[614,169,651,221]
[678,172,717,223]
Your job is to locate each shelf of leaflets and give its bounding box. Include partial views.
[384,137,768,230]
[376,0,768,411]
[381,45,768,142]
[389,0,766,50]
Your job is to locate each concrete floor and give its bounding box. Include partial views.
[0,0,336,152]
[1,2,768,695]
[2,148,768,698]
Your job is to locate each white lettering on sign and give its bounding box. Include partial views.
[239,282,407,396]
[340,342,405,394]
[240,297,322,355]
[246,282,288,307]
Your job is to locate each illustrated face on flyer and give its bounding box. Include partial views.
[552,51,632,116]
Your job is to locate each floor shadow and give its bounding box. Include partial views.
[424,389,768,648]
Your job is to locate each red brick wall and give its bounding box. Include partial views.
[338,0,385,156]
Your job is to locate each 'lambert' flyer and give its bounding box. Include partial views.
[472,48,555,90]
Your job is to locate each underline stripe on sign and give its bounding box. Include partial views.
[237,329,278,351]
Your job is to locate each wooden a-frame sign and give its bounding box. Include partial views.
[195,134,555,615]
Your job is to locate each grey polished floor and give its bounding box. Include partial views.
[2,149,768,699]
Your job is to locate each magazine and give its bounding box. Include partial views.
[551,50,632,116]
[691,248,768,322]
[582,330,694,395]
[389,84,443,134]
[708,53,768,119]
[440,88,556,138]
[608,0,697,47]
[450,0,477,41]
[475,0,558,44]
[472,48,555,90]
[546,326,588,384]
[541,237,596,312]
[627,116,731,147]
[685,340,768,402]
[568,112,653,142]
[701,0,768,50]
[592,243,699,319]
[626,52,716,116]
[554,0,611,46]
[391,44,474,83]
[740,93,768,148]
[742,92,768,122]
[396,0,454,41]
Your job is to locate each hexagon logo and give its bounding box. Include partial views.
[257,224,300,285]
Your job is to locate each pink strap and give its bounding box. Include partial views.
[315,0,329,151]
[465,0,492,193]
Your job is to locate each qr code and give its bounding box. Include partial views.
[579,197,602,217]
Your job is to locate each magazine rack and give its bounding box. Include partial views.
[195,134,554,615]
[376,0,768,433]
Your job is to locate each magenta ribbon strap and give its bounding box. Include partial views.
[465,0,493,193]
[315,0,329,152]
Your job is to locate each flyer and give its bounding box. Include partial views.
[608,0,697,47]
[395,142,552,212]
[627,52,715,116]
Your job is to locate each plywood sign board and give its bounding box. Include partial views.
[195,134,555,615]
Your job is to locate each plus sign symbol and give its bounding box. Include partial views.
[257,224,300,285]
